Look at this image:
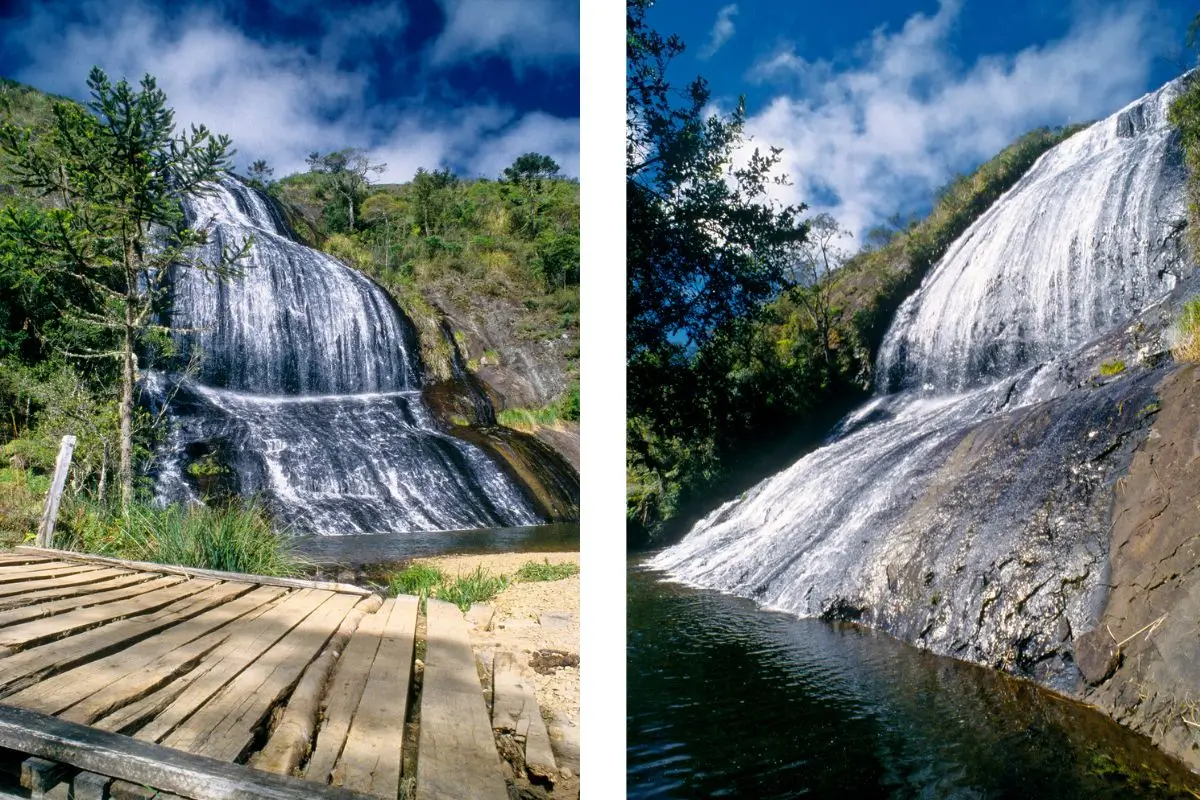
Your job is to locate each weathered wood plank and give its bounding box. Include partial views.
[0,553,52,565]
[131,589,333,745]
[161,592,360,762]
[0,582,256,694]
[0,575,189,630]
[8,586,284,720]
[492,651,556,784]
[0,568,145,605]
[417,599,509,800]
[332,595,417,799]
[71,771,113,800]
[0,563,106,585]
[250,594,383,777]
[0,578,205,654]
[15,547,371,596]
[0,703,376,800]
[303,602,389,784]
[21,756,67,793]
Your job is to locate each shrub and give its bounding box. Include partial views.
[1099,360,1127,376]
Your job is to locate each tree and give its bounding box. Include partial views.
[501,152,560,238]
[0,67,250,507]
[410,166,458,237]
[247,159,274,189]
[627,0,806,362]
[306,148,386,233]
[787,213,851,368]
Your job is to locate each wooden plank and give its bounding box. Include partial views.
[416,599,508,800]
[302,602,390,784]
[250,594,383,777]
[0,575,189,630]
[160,592,361,763]
[0,577,204,654]
[332,595,417,799]
[130,589,333,745]
[0,563,106,585]
[0,703,376,800]
[21,756,67,793]
[0,553,52,566]
[36,435,75,548]
[15,547,370,596]
[0,568,145,605]
[71,771,113,800]
[0,582,256,695]
[7,586,286,720]
[492,651,556,784]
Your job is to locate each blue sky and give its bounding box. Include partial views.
[0,0,580,182]
[644,0,1197,237]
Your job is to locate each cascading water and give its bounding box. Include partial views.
[651,76,1191,683]
[150,175,542,534]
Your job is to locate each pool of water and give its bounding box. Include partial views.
[291,522,579,566]
[628,560,1200,799]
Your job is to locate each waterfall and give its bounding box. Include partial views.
[151,176,541,534]
[651,76,1190,666]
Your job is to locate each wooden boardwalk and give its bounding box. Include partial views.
[0,547,515,800]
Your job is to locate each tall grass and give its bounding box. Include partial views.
[1172,297,1200,363]
[57,498,302,577]
[387,563,510,611]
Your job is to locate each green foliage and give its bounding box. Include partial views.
[514,559,578,582]
[57,498,302,576]
[388,563,447,598]
[496,382,580,431]
[0,466,49,546]
[1099,360,1127,376]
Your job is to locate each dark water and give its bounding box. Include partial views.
[292,522,579,566]
[628,561,1200,799]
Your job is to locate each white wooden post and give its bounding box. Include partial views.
[36,435,76,548]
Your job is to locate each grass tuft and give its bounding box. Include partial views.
[57,498,302,577]
[434,566,509,612]
[514,559,579,582]
[388,563,446,598]
[1099,359,1127,376]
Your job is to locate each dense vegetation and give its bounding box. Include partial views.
[267,148,580,420]
[625,1,1088,545]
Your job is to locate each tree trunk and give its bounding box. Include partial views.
[118,268,136,509]
[348,195,355,233]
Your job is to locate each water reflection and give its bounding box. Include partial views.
[628,561,1200,799]
[292,522,579,566]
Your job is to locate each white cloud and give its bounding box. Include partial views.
[431,0,579,66]
[1,0,579,180]
[738,0,1169,238]
[700,4,739,60]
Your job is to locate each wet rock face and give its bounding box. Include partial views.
[863,368,1164,692]
[1082,365,1200,771]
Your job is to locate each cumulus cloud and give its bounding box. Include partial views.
[431,0,579,65]
[1,0,578,180]
[738,0,1169,238]
[700,4,738,60]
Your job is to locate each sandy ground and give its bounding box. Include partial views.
[411,551,580,788]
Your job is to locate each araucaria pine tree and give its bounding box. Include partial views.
[0,67,251,507]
